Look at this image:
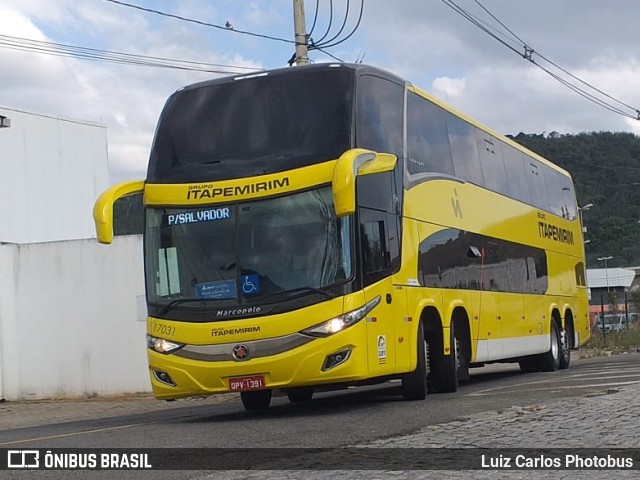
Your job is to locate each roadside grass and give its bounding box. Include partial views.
[580,327,640,357]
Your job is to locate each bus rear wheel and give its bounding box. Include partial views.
[429,325,459,393]
[241,389,272,410]
[401,321,427,400]
[559,324,572,370]
[539,321,561,372]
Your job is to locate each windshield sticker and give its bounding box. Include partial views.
[195,280,236,300]
[241,274,260,296]
[166,207,231,226]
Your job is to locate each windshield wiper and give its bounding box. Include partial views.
[254,286,335,303]
[155,298,217,317]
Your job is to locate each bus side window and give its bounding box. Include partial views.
[545,168,578,220]
[356,75,404,158]
[446,114,484,186]
[359,208,400,287]
[406,92,454,177]
[527,160,551,212]
[476,130,509,196]
[502,144,532,205]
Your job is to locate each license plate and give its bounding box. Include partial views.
[229,375,265,391]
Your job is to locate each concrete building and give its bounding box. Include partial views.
[0,107,109,243]
[0,107,148,401]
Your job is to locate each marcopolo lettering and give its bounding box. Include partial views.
[215,306,262,318]
[538,221,575,245]
[186,177,290,200]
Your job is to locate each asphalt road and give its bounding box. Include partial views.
[2,353,640,479]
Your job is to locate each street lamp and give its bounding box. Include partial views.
[579,203,593,234]
[597,255,613,338]
[597,256,613,292]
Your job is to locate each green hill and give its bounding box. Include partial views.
[510,131,640,267]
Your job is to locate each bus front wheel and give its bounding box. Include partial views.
[401,322,427,400]
[241,389,272,410]
[287,387,314,403]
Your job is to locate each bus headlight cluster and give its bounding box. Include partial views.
[302,295,381,337]
[146,335,184,354]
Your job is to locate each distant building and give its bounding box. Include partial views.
[0,106,109,243]
[0,106,147,401]
[587,267,636,324]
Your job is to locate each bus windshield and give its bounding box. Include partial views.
[147,68,354,183]
[145,186,352,318]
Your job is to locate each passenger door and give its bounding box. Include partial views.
[359,207,401,375]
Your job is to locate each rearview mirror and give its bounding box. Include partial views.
[332,149,397,217]
[93,180,145,244]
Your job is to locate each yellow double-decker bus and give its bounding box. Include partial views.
[94,64,590,410]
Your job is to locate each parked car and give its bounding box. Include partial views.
[595,313,639,333]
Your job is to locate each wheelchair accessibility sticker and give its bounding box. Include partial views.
[241,275,260,296]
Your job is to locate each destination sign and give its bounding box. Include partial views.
[166,207,231,226]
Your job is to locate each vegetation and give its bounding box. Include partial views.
[510,131,640,268]
[584,328,640,355]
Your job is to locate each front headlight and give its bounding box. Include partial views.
[146,335,184,354]
[302,295,381,337]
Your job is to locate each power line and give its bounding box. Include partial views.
[316,0,351,47]
[442,0,640,121]
[101,0,295,45]
[472,0,527,47]
[308,0,320,36]
[0,34,261,74]
[313,45,345,63]
[311,0,365,50]
[313,0,334,45]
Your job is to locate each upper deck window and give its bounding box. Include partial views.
[148,68,354,183]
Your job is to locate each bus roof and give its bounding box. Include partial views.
[177,63,406,94]
[172,62,572,180]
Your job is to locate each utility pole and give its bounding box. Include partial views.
[293,0,309,65]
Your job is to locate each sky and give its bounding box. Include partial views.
[2,0,640,184]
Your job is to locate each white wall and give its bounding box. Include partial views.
[0,107,110,244]
[0,236,149,401]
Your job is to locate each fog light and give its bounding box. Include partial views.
[322,348,352,371]
[153,370,176,387]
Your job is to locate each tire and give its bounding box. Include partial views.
[287,387,314,403]
[240,389,272,410]
[539,321,561,372]
[519,357,540,373]
[559,324,572,370]
[456,332,470,382]
[429,325,459,393]
[401,322,427,400]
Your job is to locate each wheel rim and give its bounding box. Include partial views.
[551,326,559,360]
[561,330,569,359]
